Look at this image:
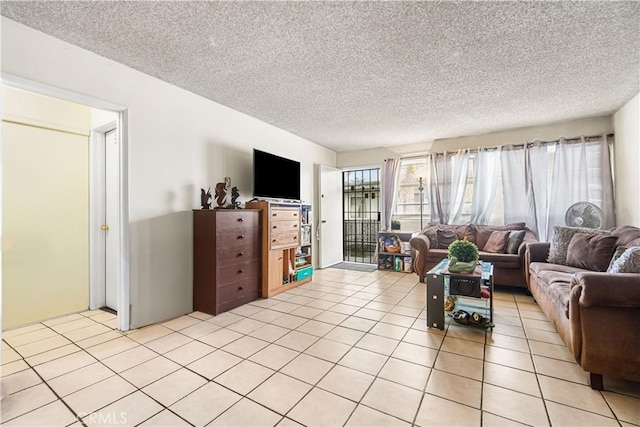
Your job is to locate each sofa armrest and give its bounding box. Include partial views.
[524,242,550,291]
[568,272,640,381]
[410,235,431,283]
[571,272,640,308]
[525,242,550,263]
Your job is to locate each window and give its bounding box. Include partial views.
[392,144,576,228]
[392,158,428,231]
[393,138,612,236]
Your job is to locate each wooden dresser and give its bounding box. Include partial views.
[193,209,261,315]
[246,201,313,298]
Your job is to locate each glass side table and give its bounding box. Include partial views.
[425,258,494,330]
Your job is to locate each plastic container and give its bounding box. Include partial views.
[394,257,402,271]
[296,266,314,280]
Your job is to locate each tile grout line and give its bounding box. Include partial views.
[3,271,638,426]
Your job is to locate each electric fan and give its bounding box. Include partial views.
[565,202,605,229]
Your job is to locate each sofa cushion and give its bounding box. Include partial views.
[608,246,640,273]
[475,222,526,250]
[547,281,572,319]
[424,227,438,248]
[478,252,521,268]
[547,226,606,265]
[484,231,510,253]
[529,262,583,319]
[426,249,521,269]
[426,248,450,262]
[606,246,627,271]
[505,230,526,254]
[529,262,586,277]
[456,225,476,244]
[436,229,458,249]
[565,233,618,272]
[611,226,640,247]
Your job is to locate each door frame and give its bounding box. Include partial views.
[89,122,117,312]
[316,164,344,268]
[2,73,132,331]
[341,165,382,264]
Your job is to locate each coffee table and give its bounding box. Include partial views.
[425,258,494,330]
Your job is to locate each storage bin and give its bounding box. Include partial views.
[296,266,314,280]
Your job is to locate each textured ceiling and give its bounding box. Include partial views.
[2,1,639,152]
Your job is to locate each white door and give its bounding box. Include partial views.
[317,164,343,268]
[105,129,119,311]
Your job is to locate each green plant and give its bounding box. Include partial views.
[447,237,479,263]
[391,219,401,230]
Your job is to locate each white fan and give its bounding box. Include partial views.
[565,202,605,229]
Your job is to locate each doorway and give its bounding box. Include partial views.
[89,126,120,312]
[1,79,129,331]
[343,168,381,264]
[317,164,344,268]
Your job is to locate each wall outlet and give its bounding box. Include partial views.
[224,177,231,188]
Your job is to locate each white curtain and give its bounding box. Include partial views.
[547,136,615,237]
[382,157,401,231]
[470,148,500,224]
[429,150,470,224]
[501,146,527,224]
[525,142,549,240]
[501,142,548,239]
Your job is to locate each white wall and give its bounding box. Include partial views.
[1,18,336,329]
[613,93,640,227]
[338,116,613,168]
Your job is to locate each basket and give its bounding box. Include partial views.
[382,233,402,253]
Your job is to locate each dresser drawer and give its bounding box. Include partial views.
[270,208,299,221]
[270,231,299,249]
[218,276,259,298]
[269,220,299,234]
[217,227,260,248]
[216,211,259,229]
[217,288,260,314]
[216,241,260,263]
[217,259,260,285]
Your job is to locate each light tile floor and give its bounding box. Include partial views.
[1,268,639,426]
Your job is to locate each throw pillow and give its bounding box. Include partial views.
[606,246,627,272]
[484,231,510,253]
[423,226,438,248]
[547,226,605,265]
[565,233,618,272]
[454,225,476,244]
[475,223,526,250]
[607,246,640,273]
[436,229,458,249]
[504,230,526,254]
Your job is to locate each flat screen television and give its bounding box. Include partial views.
[253,149,301,201]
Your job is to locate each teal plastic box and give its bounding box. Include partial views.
[296,266,314,281]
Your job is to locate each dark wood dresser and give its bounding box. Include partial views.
[193,209,262,315]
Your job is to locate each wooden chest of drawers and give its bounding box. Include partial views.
[193,209,261,315]
[246,201,312,298]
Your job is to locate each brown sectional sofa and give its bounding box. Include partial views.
[525,225,640,389]
[410,223,537,288]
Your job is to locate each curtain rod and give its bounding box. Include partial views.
[398,133,613,160]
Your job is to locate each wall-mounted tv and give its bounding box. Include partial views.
[253,149,301,201]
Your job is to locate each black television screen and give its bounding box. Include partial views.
[253,149,301,201]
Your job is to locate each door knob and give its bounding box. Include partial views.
[101,224,110,231]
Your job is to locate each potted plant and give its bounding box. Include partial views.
[391,219,401,230]
[447,237,479,273]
